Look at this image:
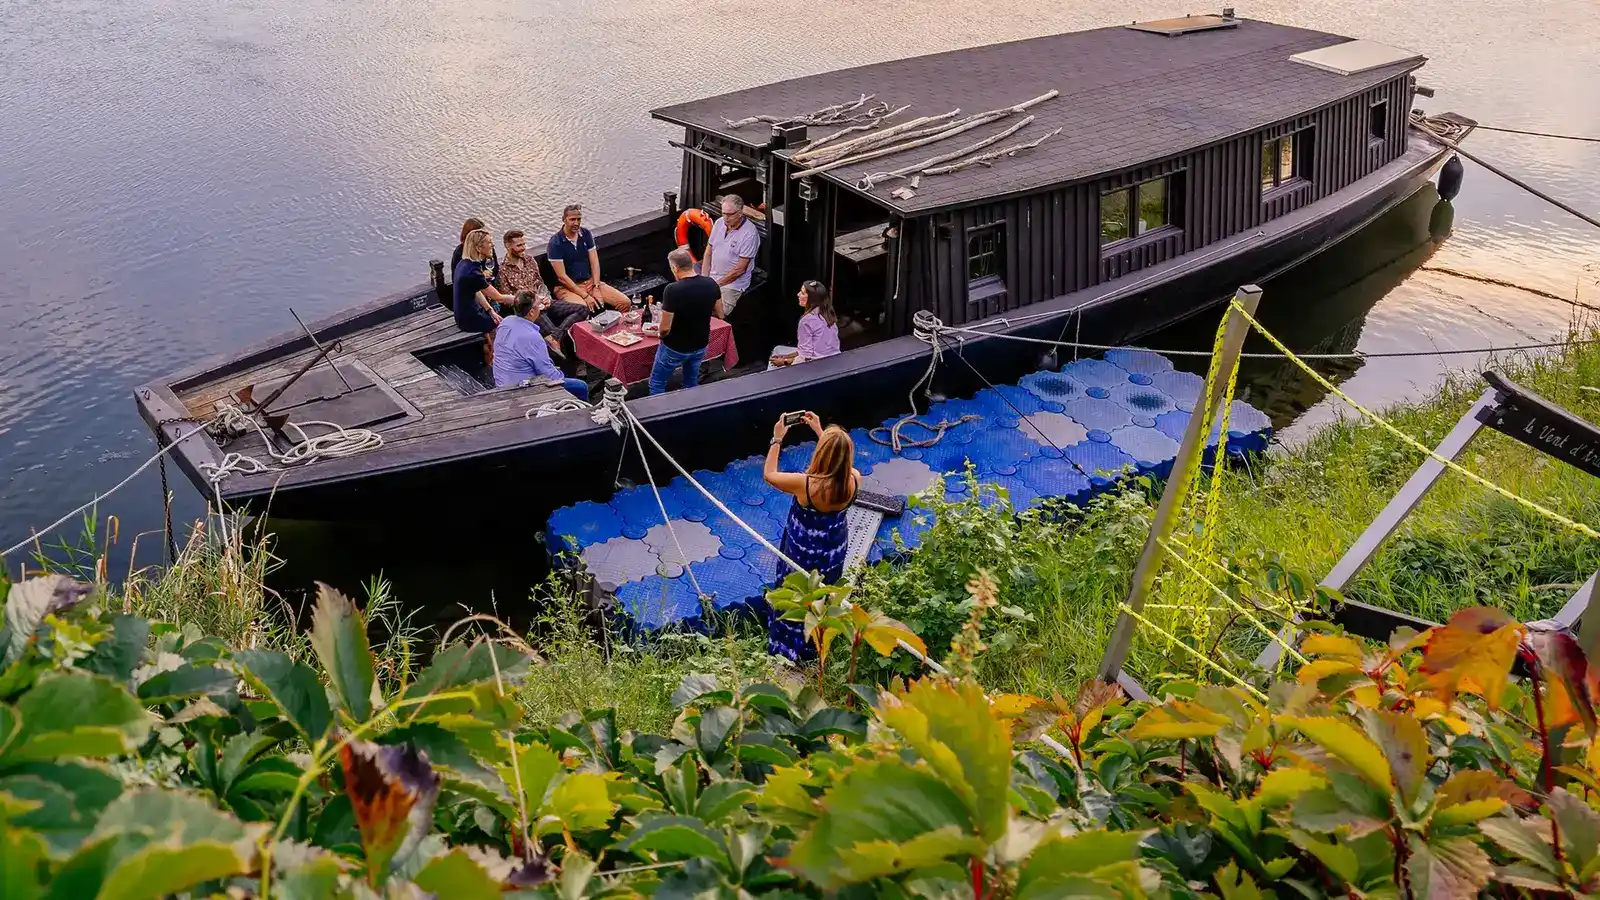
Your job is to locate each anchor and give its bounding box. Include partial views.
[228,308,354,449]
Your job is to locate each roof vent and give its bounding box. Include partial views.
[1289,40,1424,75]
[1126,13,1239,36]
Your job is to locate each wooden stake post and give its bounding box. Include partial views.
[1096,285,1263,693]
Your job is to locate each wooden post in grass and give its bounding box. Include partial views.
[1095,284,1264,691]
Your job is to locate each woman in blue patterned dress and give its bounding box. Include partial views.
[759,411,861,660]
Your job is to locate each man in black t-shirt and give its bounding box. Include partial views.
[649,248,724,395]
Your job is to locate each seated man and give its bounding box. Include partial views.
[500,228,584,359]
[649,248,723,395]
[492,291,589,401]
[547,204,631,314]
[701,195,761,316]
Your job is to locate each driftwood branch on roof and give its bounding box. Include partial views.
[791,110,962,164]
[790,90,1058,180]
[922,127,1063,175]
[800,105,913,155]
[857,115,1038,190]
[724,94,894,129]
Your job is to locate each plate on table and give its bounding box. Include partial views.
[605,331,643,347]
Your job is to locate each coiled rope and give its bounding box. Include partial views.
[200,404,384,483]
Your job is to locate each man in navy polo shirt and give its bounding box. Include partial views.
[546,204,631,313]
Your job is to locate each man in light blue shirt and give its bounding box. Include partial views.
[701,195,761,316]
[492,291,589,400]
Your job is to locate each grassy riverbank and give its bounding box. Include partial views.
[28,333,1600,731]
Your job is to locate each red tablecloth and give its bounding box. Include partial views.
[572,317,739,385]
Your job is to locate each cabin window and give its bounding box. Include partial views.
[1100,176,1173,245]
[1261,132,1308,193]
[967,225,1005,283]
[1369,101,1389,143]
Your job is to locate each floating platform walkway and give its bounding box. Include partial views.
[546,350,1272,631]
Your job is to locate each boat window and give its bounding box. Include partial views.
[1261,133,1304,192]
[1100,189,1129,244]
[1101,176,1173,245]
[967,225,1006,282]
[1369,101,1389,142]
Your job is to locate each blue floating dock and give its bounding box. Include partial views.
[546,352,1273,632]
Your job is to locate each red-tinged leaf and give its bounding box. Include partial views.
[1526,628,1598,738]
[1128,701,1231,741]
[1435,770,1508,827]
[340,739,441,885]
[1418,608,1521,708]
[1362,710,1427,806]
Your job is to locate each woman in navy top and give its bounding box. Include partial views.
[453,229,517,364]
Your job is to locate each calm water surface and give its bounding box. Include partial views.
[3,0,1598,615]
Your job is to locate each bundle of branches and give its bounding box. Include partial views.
[858,122,1065,190]
[724,94,901,130]
[790,90,1059,180]
[791,110,962,165]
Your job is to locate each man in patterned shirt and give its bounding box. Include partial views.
[501,229,585,361]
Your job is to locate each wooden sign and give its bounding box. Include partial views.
[1478,371,1600,479]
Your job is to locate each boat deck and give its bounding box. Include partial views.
[173,302,577,472]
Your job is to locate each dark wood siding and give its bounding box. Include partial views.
[842,74,1415,335]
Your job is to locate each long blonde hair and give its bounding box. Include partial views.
[806,426,854,506]
[462,228,494,263]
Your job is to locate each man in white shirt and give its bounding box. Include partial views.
[700,195,761,316]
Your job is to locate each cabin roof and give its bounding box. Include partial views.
[650,19,1425,215]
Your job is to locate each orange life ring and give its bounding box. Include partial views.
[674,208,714,261]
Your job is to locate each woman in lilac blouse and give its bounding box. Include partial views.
[768,281,841,369]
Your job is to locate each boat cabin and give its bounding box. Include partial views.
[651,12,1425,351]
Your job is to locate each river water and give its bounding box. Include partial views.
[2,0,1597,613]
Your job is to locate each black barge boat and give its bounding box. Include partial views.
[135,13,1470,522]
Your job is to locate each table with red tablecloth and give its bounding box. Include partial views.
[571,317,739,385]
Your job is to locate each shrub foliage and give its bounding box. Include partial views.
[0,568,1598,899]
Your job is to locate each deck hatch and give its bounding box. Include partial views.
[253,364,410,430]
[1289,40,1424,75]
[1125,14,1239,36]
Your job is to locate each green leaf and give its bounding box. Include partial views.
[309,584,377,723]
[1284,829,1359,883]
[1214,860,1265,900]
[695,779,757,824]
[0,824,46,900]
[836,825,986,883]
[781,758,972,889]
[1277,715,1393,793]
[672,674,722,708]
[549,772,615,833]
[1405,834,1491,899]
[2,576,89,669]
[1255,767,1325,809]
[1016,828,1148,899]
[82,616,150,684]
[799,707,868,741]
[413,848,501,900]
[96,841,255,900]
[4,672,151,764]
[879,679,1012,841]
[0,762,124,856]
[230,756,307,798]
[1494,862,1568,892]
[1480,815,1559,873]
[136,664,235,705]
[234,651,332,745]
[619,815,730,865]
[1291,787,1386,838]
[1547,787,1600,875]
[275,853,344,900]
[497,741,562,819]
[403,642,530,702]
[696,706,740,760]
[739,683,793,713]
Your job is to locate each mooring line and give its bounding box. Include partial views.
[1230,300,1600,540]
